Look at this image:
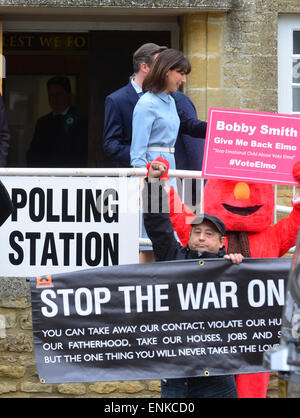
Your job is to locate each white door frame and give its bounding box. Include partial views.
[3,20,180,49]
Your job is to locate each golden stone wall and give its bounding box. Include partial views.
[182,13,230,121]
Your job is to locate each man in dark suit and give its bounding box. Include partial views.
[0,94,10,167]
[0,95,13,228]
[103,43,166,167]
[27,76,88,168]
[102,43,206,171]
[173,91,205,205]
[173,92,205,173]
[102,82,139,167]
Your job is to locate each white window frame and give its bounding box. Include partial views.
[278,14,300,114]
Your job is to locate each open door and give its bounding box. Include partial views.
[3,30,172,168]
[88,31,171,167]
[4,35,89,167]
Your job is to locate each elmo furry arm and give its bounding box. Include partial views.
[168,186,193,246]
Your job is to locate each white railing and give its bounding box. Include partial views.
[0,167,294,251]
[0,167,201,178]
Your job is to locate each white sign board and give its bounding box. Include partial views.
[0,176,140,277]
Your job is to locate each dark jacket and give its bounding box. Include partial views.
[27,106,88,168]
[102,82,137,167]
[173,92,205,172]
[0,94,10,167]
[102,83,207,168]
[143,178,225,262]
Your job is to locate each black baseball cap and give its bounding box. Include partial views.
[190,213,226,237]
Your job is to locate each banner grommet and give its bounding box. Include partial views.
[204,370,210,377]
[199,260,205,266]
[40,378,46,384]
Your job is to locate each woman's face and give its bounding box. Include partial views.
[165,69,187,92]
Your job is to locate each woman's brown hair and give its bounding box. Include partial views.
[142,49,191,94]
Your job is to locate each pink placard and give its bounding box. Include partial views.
[202,108,300,185]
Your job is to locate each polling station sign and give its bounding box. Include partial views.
[30,257,290,384]
[0,176,139,276]
[202,108,300,185]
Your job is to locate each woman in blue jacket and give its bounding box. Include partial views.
[130,48,206,190]
[130,49,207,261]
[131,49,207,261]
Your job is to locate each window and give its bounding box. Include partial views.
[293,31,300,112]
[278,15,300,114]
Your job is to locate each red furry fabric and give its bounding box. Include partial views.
[167,162,300,398]
[293,161,300,184]
[203,180,274,232]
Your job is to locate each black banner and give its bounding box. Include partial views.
[30,258,290,384]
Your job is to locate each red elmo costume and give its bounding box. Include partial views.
[155,158,300,398]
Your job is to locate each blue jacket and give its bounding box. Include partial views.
[102,82,206,169]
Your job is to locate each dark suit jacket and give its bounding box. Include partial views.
[102,82,207,169]
[27,106,88,168]
[102,82,138,167]
[0,94,10,167]
[172,91,205,171]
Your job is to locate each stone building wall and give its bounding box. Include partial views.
[181,0,300,119]
[182,2,281,120]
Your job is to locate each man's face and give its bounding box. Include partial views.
[188,219,225,253]
[48,84,71,114]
